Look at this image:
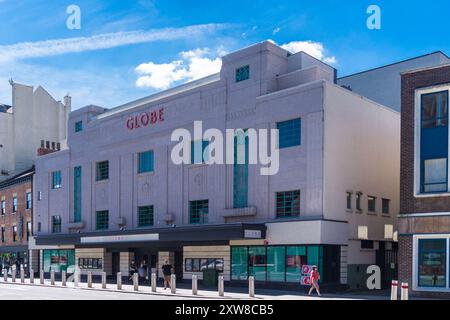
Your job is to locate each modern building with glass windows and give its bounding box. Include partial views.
[31,41,400,290]
[399,63,450,298]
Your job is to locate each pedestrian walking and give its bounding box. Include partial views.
[129,261,136,282]
[138,263,146,284]
[308,266,321,297]
[162,260,173,290]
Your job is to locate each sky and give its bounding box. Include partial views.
[1,0,450,110]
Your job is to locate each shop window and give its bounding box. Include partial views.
[382,198,390,214]
[277,118,301,149]
[52,216,62,233]
[96,210,109,230]
[276,190,300,218]
[418,239,447,287]
[12,197,17,213]
[231,247,248,280]
[185,258,224,272]
[26,192,32,210]
[52,171,62,189]
[75,121,83,133]
[79,258,103,270]
[43,249,76,273]
[96,161,109,181]
[235,65,250,82]
[286,246,306,283]
[189,200,209,224]
[249,247,266,281]
[138,150,154,174]
[0,200,5,215]
[138,206,154,227]
[368,196,376,213]
[191,140,209,165]
[346,192,352,210]
[267,247,286,282]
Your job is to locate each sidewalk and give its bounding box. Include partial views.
[0,276,391,300]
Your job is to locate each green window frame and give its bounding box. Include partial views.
[138,206,154,227]
[74,166,82,223]
[277,118,301,149]
[233,131,249,209]
[276,190,300,218]
[75,121,83,133]
[52,171,62,189]
[26,192,32,209]
[191,140,209,164]
[189,200,209,224]
[138,151,154,174]
[96,210,109,230]
[236,65,250,82]
[52,216,62,233]
[96,161,109,181]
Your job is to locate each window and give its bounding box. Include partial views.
[346,192,352,210]
[52,171,62,189]
[356,192,362,212]
[75,121,83,133]
[12,225,17,242]
[138,151,154,174]
[1,227,4,243]
[249,246,267,281]
[12,197,17,213]
[233,131,249,209]
[418,239,446,287]
[277,118,301,149]
[96,161,109,181]
[79,258,103,270]
[52,216,62,233]
[361,240,374,249]
[38,191,42,201]
[189,200,209,224]
[382,199,390,214]
[185,258,224,272]
[26,192,32,210]
[267,247,286,282]
[368,196,376,213]
[1,200,5,215]
[191,140,209,164]
[420,91,449,194]
[27,221,32,241]
[96,211,109,230]
[138,206,154,227]
[37,222,41,233]
[276,190,300,218]
[73,166,82,223]
[235,65,250,82]
[286,246,307,283]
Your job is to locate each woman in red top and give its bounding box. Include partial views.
[308,266,321,297]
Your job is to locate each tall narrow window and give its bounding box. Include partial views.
[382,199,390,215]
[191,141,209,164]
[52,216,62,233]
[96,211,109,230]
[277,118,301,149]
[138,206,154,227]
[421,91,449,193]
[276,190,301,218]
[52,171,62,189]
[233,130,249,208]
[346,192,352,210]
[26,192,32,210]
[12,225,17,242]
[75,121,83,133]
[138,151,154,174]
[356,192,362,212]
[27,221,32,241]
[418,239,447,287]
[96,161,109,181]
[0,200,5,215]
[1,227,4,243]
[189,200,209,224]
[74,166,82,223]
[12,197,17,213]
[368,196,376,212]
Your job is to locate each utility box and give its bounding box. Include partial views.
[202,269,218,287]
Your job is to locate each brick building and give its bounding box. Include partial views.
[399,64,450,297]
[0,167,34,271]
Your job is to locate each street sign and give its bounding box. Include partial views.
[302,265,312,275]
[301,276,311,286]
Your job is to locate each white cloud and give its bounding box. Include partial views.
[0,23,232,62]
[280,40,337,64]
[136,48,224,90]
[272,27,281,35]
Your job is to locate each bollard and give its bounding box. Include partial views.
[117,272,122,290]
[40,270,44,284]
[401,282,409,300]
[151,273,157,292]
[249,276,255,298]
[170,274,176,294]
[30,270,34,284]
[102,272,107,289]
[11,267,16,282]
[390,280,398,300]
[50,270,55,285]
[133,273,139,291]
[3,269,7,282]
[87,272,93,288]
[192,275,198,295]
[61,271,66,286]
[74,271,79,287]
[218,275,224,297]
[20,269,24,283]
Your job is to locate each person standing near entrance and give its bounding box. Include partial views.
[162,260,173,290]
[308,266,321,297]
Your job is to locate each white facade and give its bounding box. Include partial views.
[32,41,400,289]
[0,82,70,180]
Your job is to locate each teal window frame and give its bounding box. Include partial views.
[52,171,62,189]
[191,140,209,164]
[96,210,109,230]
[138,150,154,174]
[233,131,249,209]
[73,166,82,223]
[236,65,250,82]
[52,215,62,233]
[189,200,209,224]
[277,118,301,149]
[75,121,83,133]
[96,161,109,181]
[138,205,154,227]
[276,190,300,218]
[26,192,32,209]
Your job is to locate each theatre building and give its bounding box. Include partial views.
[31,41,399,290]
[399,64,450,298]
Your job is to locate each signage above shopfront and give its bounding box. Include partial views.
[126,107,165,131]
[80,233,159,244]
[244,229,263,239]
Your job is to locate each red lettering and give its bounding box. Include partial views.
[159,108,165,122]
[140,113,149,126]
[134,116,140,128]
[126,117,134,130]
[150,111,157,124]
[126,108,165,129]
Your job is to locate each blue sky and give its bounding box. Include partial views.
[1,0,450,110]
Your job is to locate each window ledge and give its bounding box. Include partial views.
[367,212,377,216]
[346,209,353,214]
[415,192,450,198]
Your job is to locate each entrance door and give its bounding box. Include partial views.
[112,252,120,275]
[376,242,398,289]
[174,251,183,280]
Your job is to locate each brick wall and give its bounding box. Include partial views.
[400,65,450,214]
[398,235,412,285]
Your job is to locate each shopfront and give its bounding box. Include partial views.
[231,244,340,285]
[42,249,76,273]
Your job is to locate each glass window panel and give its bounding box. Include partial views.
[277,118,301,149]
[286,246,306,283]
[138,151,154,173]
[276,190,300,218]
[189,200,209,224]
[422,91,448,128]
[138,206,154,227]
[96,161,109,181]
[231,247,248,280]
[249,247,266,281]
[235,65,250,82]
[423,158,448,192]
[267,247,286,282]
[418,239,447,287]
[96,211,109,230]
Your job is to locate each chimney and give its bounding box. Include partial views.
[64,94,72,109]
[37,141,59,156]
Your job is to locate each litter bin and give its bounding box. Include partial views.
[202,269,218,287]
